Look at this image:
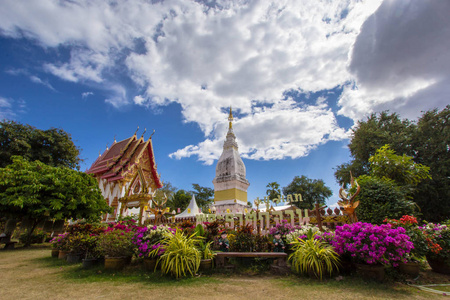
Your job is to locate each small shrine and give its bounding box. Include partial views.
[86,130,163,224]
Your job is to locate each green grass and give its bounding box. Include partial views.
[0,245,446,299]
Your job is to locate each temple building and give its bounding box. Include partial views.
[213,107,250,213]
[86,130,163,224]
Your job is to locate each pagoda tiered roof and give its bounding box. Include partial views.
[86,134,163,188]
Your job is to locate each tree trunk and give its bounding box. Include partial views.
[24,219,40,247]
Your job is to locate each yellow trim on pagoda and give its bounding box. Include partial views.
[214,188,247,202]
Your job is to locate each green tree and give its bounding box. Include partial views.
[266,182,281,202]
[283,175,332,209]
[354,175,415,224]
[191,184,214,211]
[334,111,414,185]
[369,145,431,187]
[167,189,192,213]
[0,156,111,246]
[0,120,81,169]
[155,181,177,200]
[411,106,450,222]
[335,106,450,222]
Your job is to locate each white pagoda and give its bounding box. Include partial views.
[212,107,250,213]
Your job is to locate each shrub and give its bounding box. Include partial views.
[384,215,428,260]
[355,175,415,224]
[132,224,174,257]
[420,223,450,264]
[96,229,135,258]
[50,233,70,251]
[332,222,413,266]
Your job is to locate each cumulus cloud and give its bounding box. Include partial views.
[3,1,447,164]
[339,0,450,120]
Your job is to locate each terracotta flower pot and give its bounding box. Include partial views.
[355,263,385,281]
[104,257,126,270]
[58,250,70,260]
[398,261,420,276]
[51,249,60,258]
[426,255,450,275]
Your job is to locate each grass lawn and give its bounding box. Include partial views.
[1,245,448,300]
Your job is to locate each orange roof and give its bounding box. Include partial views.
[86,134,162,188]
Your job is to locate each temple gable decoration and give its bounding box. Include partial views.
[86,130,163,224]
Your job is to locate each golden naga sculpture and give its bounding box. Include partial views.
[338,172,361,223]
[148,192,169,225]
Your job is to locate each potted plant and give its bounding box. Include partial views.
[289,229,340,280]
[198,240,215,271]
[96,229,134,270]
[331,222,414,281]
[421,222,450,274]
[151,229,200,278]
[133,225,174,271]
[50,233,71,259]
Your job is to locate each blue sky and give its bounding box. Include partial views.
[1,0,449,208]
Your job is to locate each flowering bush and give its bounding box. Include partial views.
[384,215,428,260]
[96,229,135,258]
[420,223,450,263]
[50,233,70,250]
[331,222,413,266]
[132,225,175,257]
[285,225,328,244]
[269,220,299,237]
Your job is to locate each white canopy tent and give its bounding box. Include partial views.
[175,195,202,219]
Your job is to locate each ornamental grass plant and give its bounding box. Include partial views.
[289,230,340,280]
[152,229,201,278]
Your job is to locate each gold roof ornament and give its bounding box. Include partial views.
[228,106,233,129]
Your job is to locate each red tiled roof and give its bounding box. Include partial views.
[86,134,163,188]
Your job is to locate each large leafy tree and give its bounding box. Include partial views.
[334,111,414,185]
[0,120,80,169]
[0,156,111,246]
[191,184,214,211]
[353,146,430,224]
[410,106,450,222]
[335,106,450,222]
[283,175,332,209]
[167,189,192,213]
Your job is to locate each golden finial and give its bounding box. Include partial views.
[140,128,147,139]
[228,106,233,129]
[106,143,109,150]
[134,126,139,136]
[113,135,117,143]
[149,129,155,139]
[99,151,101,157]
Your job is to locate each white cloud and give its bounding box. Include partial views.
[29,75,56,91]
[339,0,450,120]
[82,92,94,99]
[3,1,447,164]
[0,97,19,119]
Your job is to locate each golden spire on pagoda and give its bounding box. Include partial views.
[228,106,234,129]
